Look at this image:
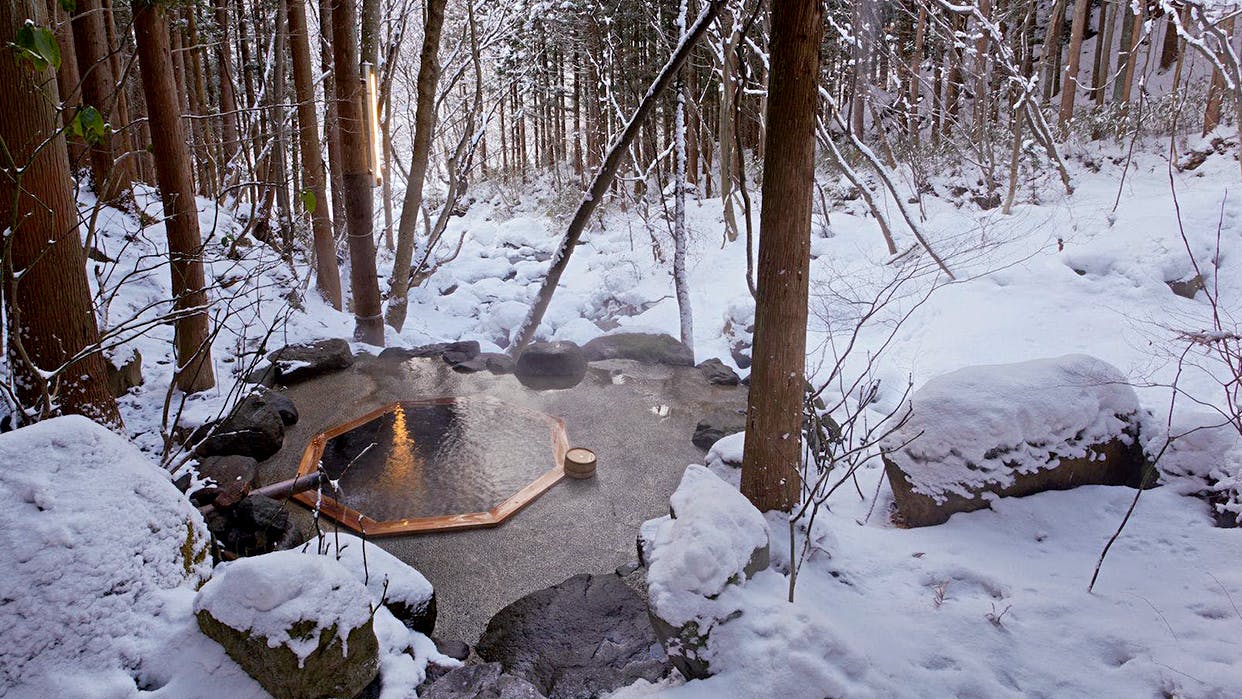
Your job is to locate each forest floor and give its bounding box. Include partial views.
[75,132,1242,696]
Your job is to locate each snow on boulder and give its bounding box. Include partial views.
[301,534,437,634]
[881,354,1150,527]
[638,465,769,679]
[0,415,211,691]
[193,550,380,699]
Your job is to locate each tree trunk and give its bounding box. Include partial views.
[214,0,241,184]
[741,0,823,512]
[288,0,341,309]
[673,0,694,352]
[1057,0,1089,133]
[386,0,447,332]
[48,0,86,166]
[133,0,216,393]
[1,0,122,426]
[71,0,132,202]
[1203,17,1236,136]
[319,0,347,244]
[331,0,384,345]
[1042,0,1066,102]
[1114,0,1143,105]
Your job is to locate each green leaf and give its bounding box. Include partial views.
[59,0,77,12]
[14,21,60,72]
[69,106,107,145]
[299,188,317,215]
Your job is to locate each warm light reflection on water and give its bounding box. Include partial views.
[378,404,424,496]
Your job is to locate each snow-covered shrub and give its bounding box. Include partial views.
[0,416,211,691]
[639,465,769,679]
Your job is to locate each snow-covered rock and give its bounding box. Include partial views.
[193,550,380,699]
[639,465,769,679]
[0,416,211,692]
[268,338,355,385]
[301,534,437,634]
[881,354,1149,527]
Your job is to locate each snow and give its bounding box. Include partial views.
[300,533,434,614]
[642,465,768,624]
[617,470,1242,699]
[882,355,1141,501]
[193,551,373,666]
[0,416,212,696]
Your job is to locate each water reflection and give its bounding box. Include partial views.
[320,397,558,521]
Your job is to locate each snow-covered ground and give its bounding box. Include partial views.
[43,130,1242,696]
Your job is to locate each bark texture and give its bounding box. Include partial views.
[287,0,341,309]
[133,0,217,392]
[331,0,384,345]
[1,0,121,426]
[740,0,823,512]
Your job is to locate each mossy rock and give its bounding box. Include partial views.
[196,611,379,699]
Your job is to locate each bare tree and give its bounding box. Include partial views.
[387,0,447,332]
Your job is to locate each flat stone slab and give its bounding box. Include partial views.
[255,354,747,644]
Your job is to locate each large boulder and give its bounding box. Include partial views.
[301,533,437,635]
[421,663,546,699]
[194,550,380,699]
[639,465,769,680]
[881,354,1151,528]
[269,338,354,385]
[194,390,286,460]
[475,574,669,698]
[582,333,694,366]
[0,416,211,692]
[514,341,587,390]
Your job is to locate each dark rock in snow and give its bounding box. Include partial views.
[691,411,747,450]
[106,347,144,397]
[196,454,259,490]
[204,494,302,556]
[256,387,298,426]
[194,391,286,460]
[450,357,487,373]
[268,338,354,385]
[514,342,587,390]
[482,352,516,375]
[475,573,669,699]
[381,341,482,369]
[433,638,471,661]
[1166,274,1205,300]
[421,663,546,699]
[696,358,740,386]
[729,343,752,370]
[582,333,694,367]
